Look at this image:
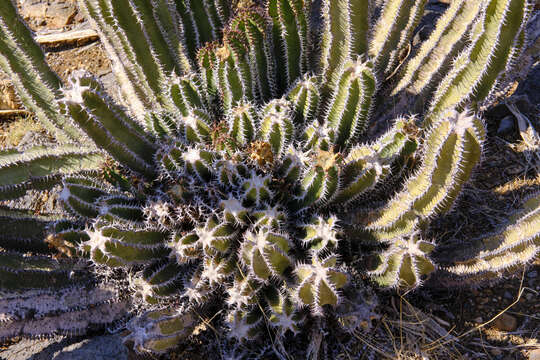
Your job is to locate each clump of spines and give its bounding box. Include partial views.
[125,308,197,353]
[295,254,348,314]
[370,234,436,287]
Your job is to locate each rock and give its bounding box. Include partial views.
[516,64,540,109]
[97,71,119,103]
[413,3,447,46]
[413,13,437,45]
[528,349,540,360]
[18,0,80,30]
[525,12,540,61]
[478,297,489,305]
[493,313,518,332]
[427,2,448,13]
[503,290,513,300]
[528,270,538,278]
[0,337,66,360]
[52,335,128,360]
[0,335,129,360]
[497,115,515,135]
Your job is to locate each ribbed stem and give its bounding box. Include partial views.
[0,0,84,142]
[429,0,530,120]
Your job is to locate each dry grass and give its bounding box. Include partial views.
[0,115,44,147]
[0,79,20,110]
[345,266,538,360]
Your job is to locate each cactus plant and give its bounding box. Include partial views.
[441,193,540,284]
[0,0,536,357]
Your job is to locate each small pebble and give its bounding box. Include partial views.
[528,349,540,360]
[490,348,502,356]
[474,316,483,323]
[503,291,513,300]
[493,313,518,332]
[507,165,523,175]
[497,115,515,135]
[528,270,538,278]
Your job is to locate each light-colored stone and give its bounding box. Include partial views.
[35,28,98,46]
[19,0,79,29]
[528,348,540,360]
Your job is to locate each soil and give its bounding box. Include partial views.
[45,41,111,83]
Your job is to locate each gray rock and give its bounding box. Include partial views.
[1,337,62,360]
[98,71,121,105]
[516,64,540,109]
[0,337,85,360]
[497,115,516,135]
[0,335,128,360]
[413,3,447,46]
[526,12,540,62]
[52,335,128,360]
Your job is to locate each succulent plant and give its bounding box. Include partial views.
[0,0,536,356]
[442,192,540,284]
